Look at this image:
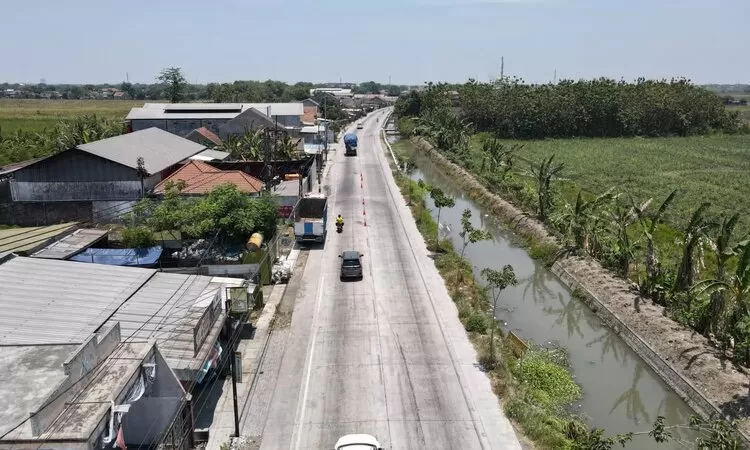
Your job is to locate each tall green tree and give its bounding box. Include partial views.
[157,67,188,103]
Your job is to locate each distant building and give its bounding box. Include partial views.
[0,127,206,225]
[309,88,353,98]
[126,102,305,138]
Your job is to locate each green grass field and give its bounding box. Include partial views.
[0,99,145,133]
[469,133,750,234]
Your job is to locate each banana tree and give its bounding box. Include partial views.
[609,196,646,278]
[527,155,564,222]
[551,188,616,258]
[693,241,750,362]
[695,213,746,338]
[674,203,716,298]
[632,190,677,302]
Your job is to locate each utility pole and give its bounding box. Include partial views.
[225,299,240,438]
[553,69,557,84]
[500,56,504,81]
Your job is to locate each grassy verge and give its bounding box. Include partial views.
[388,156,588,449]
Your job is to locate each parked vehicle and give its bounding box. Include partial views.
[339,250,364,280]
[294,193,328,244]
[344,132,358,156]
[334,434,382,450]
[357,122,364,129]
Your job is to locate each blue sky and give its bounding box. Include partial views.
[1,0,747,85]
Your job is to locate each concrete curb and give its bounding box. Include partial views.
[380,109,399,169]
[551,263,736,424]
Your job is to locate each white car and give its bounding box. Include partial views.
[357,122,364,129]
[334,434,384,450]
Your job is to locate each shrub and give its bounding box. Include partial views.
[121,226,156,248]
[464,312,489,333]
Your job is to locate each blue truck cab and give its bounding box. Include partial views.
[344,132,358,156]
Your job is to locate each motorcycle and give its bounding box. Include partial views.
[336,222,344,233]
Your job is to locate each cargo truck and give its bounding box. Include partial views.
[294,193,328,244]
[344,132,358,156]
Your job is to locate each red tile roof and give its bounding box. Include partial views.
[153,160,264,195]
[195,127,223,146]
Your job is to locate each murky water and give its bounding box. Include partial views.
[397,139,697,449]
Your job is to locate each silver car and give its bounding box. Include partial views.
[339,250,364,280]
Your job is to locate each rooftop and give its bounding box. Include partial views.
[189,148,230,162]
[186,126,223,146]
[0,256,154,346]
[153,160,264,195]
[126,102,304,121]
[76,127,207,174]
[0,339,153,442]
[0,255,242,378]
[30,228,108,260]
[0,222,78,255]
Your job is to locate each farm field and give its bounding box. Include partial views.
[469,133,750,234]
[0,99,145,133]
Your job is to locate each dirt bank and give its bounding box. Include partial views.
[409,136,750,440]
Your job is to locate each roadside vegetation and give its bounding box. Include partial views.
[0,114,125,166]
[388,155,742,449]
[123,181,279,245]
[395,80,750,374]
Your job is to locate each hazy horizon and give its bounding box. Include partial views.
[1,0,747,86]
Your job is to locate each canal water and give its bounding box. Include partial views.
[394,137,697,449]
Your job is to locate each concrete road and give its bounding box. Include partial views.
[257,109,522,449]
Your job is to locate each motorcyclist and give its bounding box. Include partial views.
[336,214,344,227]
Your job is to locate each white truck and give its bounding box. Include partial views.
[294,193,328,244]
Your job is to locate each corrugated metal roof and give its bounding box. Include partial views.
[0,257,155,345]
[126,102,304,120]
[103,273,222,371]
[0,222,78,255]
[30,228,108,260]
[190,149,230,161]
[76,127,206,174]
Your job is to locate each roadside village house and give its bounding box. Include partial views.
[0,127,209,225]
[125,102,305,139]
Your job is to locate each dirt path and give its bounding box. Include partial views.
[409,137,750,439]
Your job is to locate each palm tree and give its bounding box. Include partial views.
[674,203,716,298]
[693,242,750,363]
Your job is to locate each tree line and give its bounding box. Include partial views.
[397,78,745,139]
[396,83,750,368]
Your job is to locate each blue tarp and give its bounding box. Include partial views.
[343,133,358,146]
[70,246,163,267]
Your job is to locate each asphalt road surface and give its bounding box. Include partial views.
[257,109,522,449]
